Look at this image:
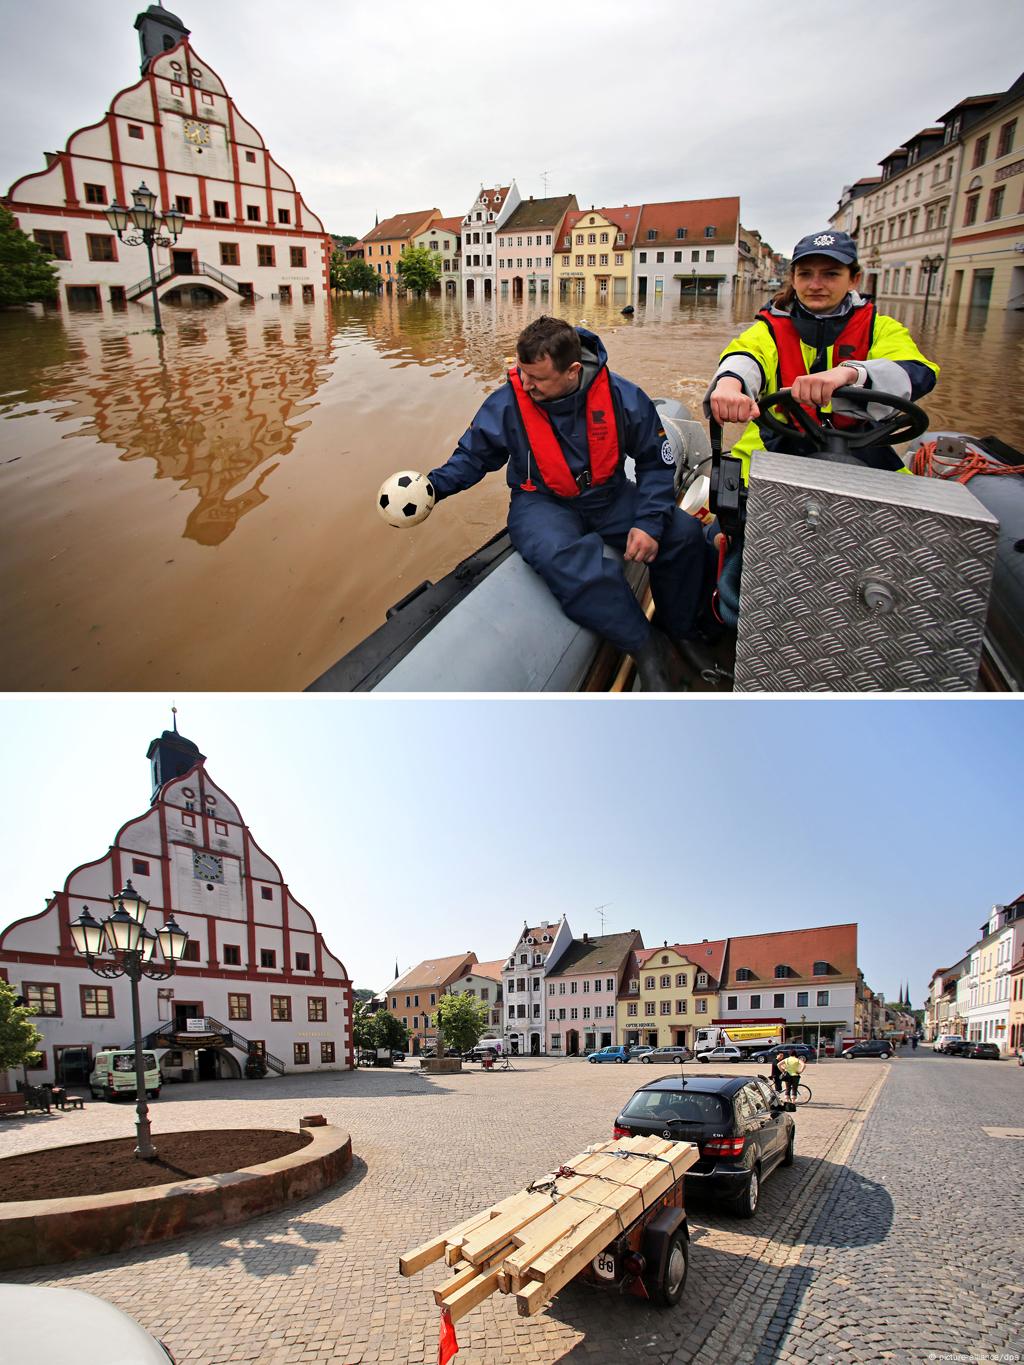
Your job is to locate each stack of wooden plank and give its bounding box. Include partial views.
[399,1134,698,1320]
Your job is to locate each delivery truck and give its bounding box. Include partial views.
[693,1026,783,1058]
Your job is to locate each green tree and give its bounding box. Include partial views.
[0,980,43,1072]
[433,992,488,1054]
[352,1004,408,1052]
[0,206,59,308]
[396,245,441,298]
[332,257,380,293]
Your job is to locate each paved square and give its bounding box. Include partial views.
[2,1054,1013,1364]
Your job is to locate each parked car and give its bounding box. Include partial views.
[964,1041,1001,1060]
[933,1034,965,1053]
[944,1039,972,1056]
[697,1045,745,1064]
[750,1043,816,1064]
[840,1040,893,1059]
[0,1284,176,1362]
[629,1046,656,1059]
[89,1049,161,1101]
[640,1046,694,1064]
[588,1046,632,1064]
[613,1074,795,1218]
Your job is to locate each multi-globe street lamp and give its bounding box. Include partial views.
[69,882,188,1160]
[103,182,186,334]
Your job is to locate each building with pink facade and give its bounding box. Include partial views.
[495,194,577,301]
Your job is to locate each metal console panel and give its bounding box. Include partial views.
[735,451,999,691]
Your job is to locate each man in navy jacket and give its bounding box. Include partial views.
[428,316,707,689]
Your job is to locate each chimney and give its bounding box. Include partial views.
[664,940,668,947]
[582,932,589,943]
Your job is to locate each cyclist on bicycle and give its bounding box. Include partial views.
[782,1053,805,1101]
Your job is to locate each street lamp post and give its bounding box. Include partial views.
[104,182,186,334]
[921,253,944,325]
[691,267,697,304]
[70,882,188,1160]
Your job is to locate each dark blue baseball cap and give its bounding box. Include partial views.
[792,230,858,265]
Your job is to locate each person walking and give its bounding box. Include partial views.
[769,1051,785,1096]
[782,1052,805,1102]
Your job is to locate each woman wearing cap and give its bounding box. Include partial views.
[705,230,939,480]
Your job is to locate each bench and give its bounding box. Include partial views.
[58,1094,85,1111]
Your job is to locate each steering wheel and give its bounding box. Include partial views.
[755,386,929,463]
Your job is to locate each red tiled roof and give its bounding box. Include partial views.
[637,939,728,984]
[636,197,740,247]
[561,205,642,246]
[392,952,477,992]
[422,216,463,235]
[363,209,439,243]
[471,959,505,982]
[724,924,858,985]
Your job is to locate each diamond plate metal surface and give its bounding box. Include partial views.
[734,452,999,691]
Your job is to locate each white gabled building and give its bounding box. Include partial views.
[0,720,353,1091]
[5,5,330,316]
[461,181,521,300]
[502,917,573,1056]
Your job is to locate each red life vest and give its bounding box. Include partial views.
[507,365,621,497]
[757,302,875,430]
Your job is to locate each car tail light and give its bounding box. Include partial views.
[702,1136,746,1157]
[613,1125,631,1139]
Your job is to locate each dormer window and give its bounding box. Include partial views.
[676,227,687,239]
[647,229,657,240]
[542,934,551,942]
[813,961,830,976]
[704,226,716,239]
[696,972,708,987]
[735,967,755,981]
[774,964,795,978]
[526,936,535,944]
[494,194,501,204]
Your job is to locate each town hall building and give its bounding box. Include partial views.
[4,5,331,314]
[0,720,353,1090]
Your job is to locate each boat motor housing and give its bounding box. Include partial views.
[734,451,999,691]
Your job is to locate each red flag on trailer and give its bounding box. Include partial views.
[438,1306,459,1364]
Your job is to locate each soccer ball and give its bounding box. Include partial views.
[376,470,436,528]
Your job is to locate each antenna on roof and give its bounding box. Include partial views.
[594,902,612,935]
[171,703,178,734]
[540,170,550,196]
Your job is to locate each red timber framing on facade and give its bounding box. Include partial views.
[0,732,353,1085]
[4,28,329,308]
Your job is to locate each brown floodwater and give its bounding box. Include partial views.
[1,290,1022,691]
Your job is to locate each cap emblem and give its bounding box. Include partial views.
[812,234,836,246]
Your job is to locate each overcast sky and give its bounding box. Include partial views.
[2,697,1020,1011]
[2,1,1022,251]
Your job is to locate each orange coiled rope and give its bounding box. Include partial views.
[909,440,1023,485]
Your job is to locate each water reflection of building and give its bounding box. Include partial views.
[39,302,335,546]
[495,194,577,302]
[6,6,329,317]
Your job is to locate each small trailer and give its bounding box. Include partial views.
[399,1133,699,1341]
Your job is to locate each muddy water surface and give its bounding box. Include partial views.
[1,291,1021,690]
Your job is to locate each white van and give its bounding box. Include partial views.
[89,1050,161,1101]
[933,1034,965,1054]
[470,1038,506,1059]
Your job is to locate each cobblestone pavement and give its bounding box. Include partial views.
[760,1049,1024,1365]
[0,1052,1018,1364]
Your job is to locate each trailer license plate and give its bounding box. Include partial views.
[592,1250,616,1281]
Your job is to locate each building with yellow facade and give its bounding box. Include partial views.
[554,206,641,305]
[946,73,1024,311]
[618,940,728,1049]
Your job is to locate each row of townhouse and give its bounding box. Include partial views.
[830,69,1024,313]
[0,720,354,1092]
[349,189,777,308]
[389,920,874,1058]
[924,894,1024,1053]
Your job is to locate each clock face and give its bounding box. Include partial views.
[183,120,211,146]
[193,851,224,883]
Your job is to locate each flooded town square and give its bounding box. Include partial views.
[2,291,1022,691]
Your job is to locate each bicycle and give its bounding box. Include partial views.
[787,1082,812,1106]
